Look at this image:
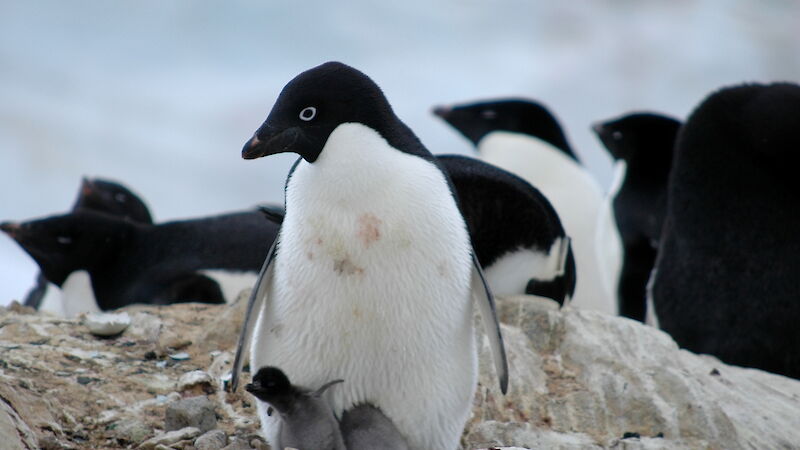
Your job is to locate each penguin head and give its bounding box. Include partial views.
[592,112,682,162]
[679,83,800,181]
[433,98,575,159]
[74,177,153,224]
[246,366,343,415]
[242,61,421,163]
[0,211,132,286]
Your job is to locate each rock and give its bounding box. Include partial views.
[194,429,228,450]
[220,437,253,450]
[0,395,39,449]
[84,312,131,336]
[178,370,214,393]
[114,418,153,445]
[2,292,800,449]
[138,426,201,449]
[465,295,800,448]
[165,396,217,433]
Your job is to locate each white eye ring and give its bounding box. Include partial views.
[299,107,317,121]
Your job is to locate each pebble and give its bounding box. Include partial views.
[194,429,227,450]
[138,427,201,450]
[178,370,214,392]
[165,396,217,433]
[84,312,131,337]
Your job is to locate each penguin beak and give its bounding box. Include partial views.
[81,177,94,197]
[432,105,452,120]
[0,222,21,240]
[591,122,607,138]
[244,381,258,394]
[242,126,302,160]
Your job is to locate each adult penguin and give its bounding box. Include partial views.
[651,83,800,378]
[231,62,508,450]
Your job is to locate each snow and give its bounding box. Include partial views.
[2,1,799,305]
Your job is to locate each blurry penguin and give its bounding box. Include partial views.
[434,99,621,315]
[2,208,279,316]
[593,113,681,321]
[438,154,574,304]
[23,178,154,313]
[231,62,507,450]
[651,82,800,378]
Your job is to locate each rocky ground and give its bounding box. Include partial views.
[1,292,799,449]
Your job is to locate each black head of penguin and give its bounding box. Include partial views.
[242,61,429,163]
[593,112,681,165]
[1,211,131,287]
[73,177,153,224]
[245,366,343,415]
[432,98,577,161]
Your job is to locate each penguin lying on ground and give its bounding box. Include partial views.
[433,99,621,315]
[651,82,800,378]
[1,209,279,316]
[438,154,574,303]
[593,113,681,321]
[232,61,508,450]
[246,367,409,450]
[23,177,154,311]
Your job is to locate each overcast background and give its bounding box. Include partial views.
[2,0,799,305]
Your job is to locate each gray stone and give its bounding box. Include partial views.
[220,437,253,450]
[138,427,201,450]
[114,418,153,444]
[466,295,800,448]
[194,429,227,450]
[165,396,217,433]
[84,312,131,336]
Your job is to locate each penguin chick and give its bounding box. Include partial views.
[246,366,345,450]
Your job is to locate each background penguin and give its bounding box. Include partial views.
[433,99,621,315]
[246,366,346,450]
[593,113,681,321]
[232,61,508,450]
[1,208,279,316]
[651,82,800,378]
[438,154,574,304]
[23,177,155,312]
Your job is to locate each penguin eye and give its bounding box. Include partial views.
[114,193,127,203]
[612,131,623,141]
[299,107,317,121]
[481,109,497,120]
[57,236,73,245]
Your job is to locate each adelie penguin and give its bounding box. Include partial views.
[593,113,681,321]
[433,99,621,315]
[2,208,279,316]
[246,366,409,450]
[232,61,508,450]
[438,154,575,303]
[651,82,800,379]
[21,177,154,314]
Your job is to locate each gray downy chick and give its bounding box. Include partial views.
[246,366,344,450]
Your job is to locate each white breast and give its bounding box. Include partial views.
[61,270,101,317]
[251,123,476,450]
[479,132,620,315]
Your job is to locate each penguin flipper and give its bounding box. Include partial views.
[230,238,278,392]
[471,252,509,394]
